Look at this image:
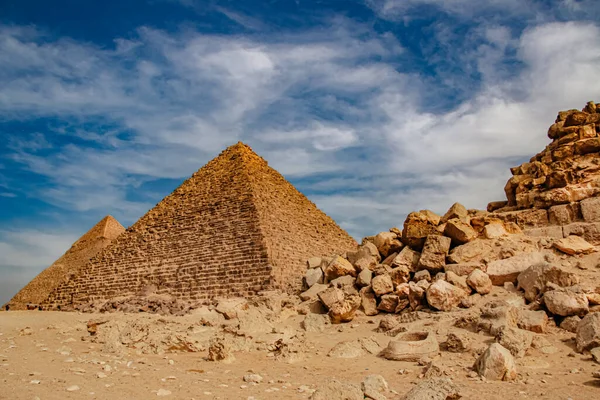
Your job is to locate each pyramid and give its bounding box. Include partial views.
[7,215,125,310]
[43,143,357,308]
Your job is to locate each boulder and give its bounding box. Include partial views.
[300,283,328,301]
[390,265,410,287]
[560,315,581,333]
[318,287,345,309]
[413,270,431,282]
[215,298,248,320]
[543,288,589,317]
[483,223,508,239]
[307,257,325,270]
[399,378,461,400]
[304,267,324,288]
[309,379,363,400]
[445,262,485,276]
[371,274,394,297]
[402,210,442,250]
[576,312,600,352]
[426,280,467,311]
[466,269,492,295]
[417,235,451,274]
[444,218,477,245]
[495,326,533,358]
[356,268,373,287]
[328,340,367,358]
[373,232,403,258]
[302,314,331,332]
[377,294,399,313]
[330,275,356,289]
[517,263,579,302]
[478,300,520,335]
[474,343,517,381]
[391,247,421,272]
[553,235,596,255]
[360,287,378,316]
[408,282,426,310]
[361,375,388,400]
[325,256,357,281]
[379,331,439,361]
[517,310,549,333]
[446,271,471,294]
[354,256,378,272]
[441,202,469,223]
[329,295,361,324]
[486,252,547,286]
[443,332,470,353]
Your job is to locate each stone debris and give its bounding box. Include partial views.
[400,378,461,400]
[553,235,596,255]
[243,374,263,384]
[309,379,363,400]
[474,343,517,381]
[361,375,388,400]
[577,312,600,352]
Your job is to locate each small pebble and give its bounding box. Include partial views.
[66,385,80,392]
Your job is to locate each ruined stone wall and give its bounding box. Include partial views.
[44,145,274,308]
[490,101,600,244]
[247,151,358,293]
[7,216,124,310]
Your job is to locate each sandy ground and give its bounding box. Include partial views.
[1,303,600,400]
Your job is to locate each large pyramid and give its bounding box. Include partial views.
[7,215,125,310]
[43,143,357,308]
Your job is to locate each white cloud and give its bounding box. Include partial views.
[1,18,600,246]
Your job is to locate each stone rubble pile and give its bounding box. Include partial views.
[301,200,600,328]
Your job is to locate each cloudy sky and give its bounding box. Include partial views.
[1,0,600,305]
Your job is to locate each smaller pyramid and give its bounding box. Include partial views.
[6,216,125,310]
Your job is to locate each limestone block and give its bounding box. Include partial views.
[580,197,600,222]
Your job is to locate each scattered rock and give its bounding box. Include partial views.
[426,280,467,311]
[302,314,331,332]
[66,385,80,392]
[443,332,470,353]
[360,287,378,316]
[577,312,600,352]
[371,275,394,297]
[553,235,596,255]
[518,310,549,333]
[543,288,589,317]
[309,379,363,400]
[400,378,461,400]
[374,232,403,258]
[361,374,388,400]
[329,295,361,324]
[243,374,263,384]
[487,252,547,286]
[466,269,492,295]
[560,315,582,333]
[417,236,451,274]
[305,268,324,288]
[517,263,579,302]
[495,326,533,358]
[444,218,477,245]
[325,256,357,281]
[474,343,517,381]
[356,269,373,287]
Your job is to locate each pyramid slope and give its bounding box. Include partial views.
[44,143,356,308]
[8,216,125,310]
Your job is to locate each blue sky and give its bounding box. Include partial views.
[2,0,600,304]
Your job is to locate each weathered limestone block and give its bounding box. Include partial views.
[483,223,508,239]
[402,210,441,250]
[548,203,581,225]
[544,288,589,317]
[373,232,403,258]
[359,286,378,316]
[371,274,394,297]
[417,235,451,274]
[446,271,471,294]
[517,264,579,302]
[441,202,469,223]
[577,312,600,352]
[474,343,517,381]
[580,197,600,223]
[517,310,549,333]
[391,247,420,272]
[377,294,399,313]
[496,326,533,358]
[426,280,467,311]
[553,235,596,255]
[563,222,600,244]
[467,269,492,295]
[356,268,372,287]
[486,252,547,286]
[444,218,477,245]
[318,287,345,309]
[329,294,361,324]
[445,263,485,276]
[324,256,356,281]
